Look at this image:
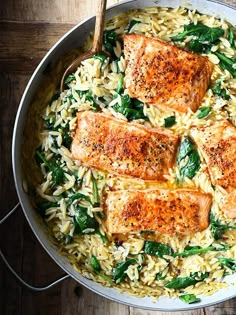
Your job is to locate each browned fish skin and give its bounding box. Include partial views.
[105,189,212,234]
[71,111,179,180]
[124,34,214,113]
[191,119,236,218]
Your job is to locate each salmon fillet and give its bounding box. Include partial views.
[191,119,236,218]
[105,189,212,234]
[124,34,214,113]
[71,111,178,180]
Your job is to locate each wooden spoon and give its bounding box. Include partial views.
[60,0,108,92]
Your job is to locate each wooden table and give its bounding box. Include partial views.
[1,0,236,314]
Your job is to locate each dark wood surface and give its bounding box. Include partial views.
[1,1,236,314]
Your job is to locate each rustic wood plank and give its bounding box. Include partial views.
[130,306,206,315]
[0,22,74,73]
[0,71,26,315]
[205,299,236,315]
[61,281,130,315]
[0,0,120,23]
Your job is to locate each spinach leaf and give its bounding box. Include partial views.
[173,244,230,257]
[73,206,98,234]
[93,54,107,65]
[215,52,236,78]
[188,40,211,54]
[97,212,105,219]
[177,136,194,163]
[64,75,76,85]
[73,170,83,188]
[155,272,167,280]
[164,115,176,127]
[211,80,231,100]
[90,255,101,272]
[91,173,99,205]
[180,150,201,179]
[171,22,224,53]
[210,213,236,240]
[90,255,113,283]
[62,132,72,149]
[197,107,212,119]
[67,192,93,207]
[103,30,117,58]
[35,150,65,188]
[218,258,236,271]
[85,90,99,112]
[76,89,99,111]
[113,259,137,283]
[144,241,173,258]
[64,234,73,245]
[228,28,236,49]
[60,123,72,149]
[171,23,210,42]
[76,89,87,98]
[44,118,56,130]
[179,294,201,304]
[96,230,109,244]
[116,75,124,94]
[113,94,147,120]
[36,201,58,217]
[164,272,209,289]
[127,20,141,33]
[177,136,201,180]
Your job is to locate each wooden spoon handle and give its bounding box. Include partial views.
[91,0,107,54]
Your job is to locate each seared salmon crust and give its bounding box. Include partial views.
[124,34,214,113]
[71,111,179,180]
[105,189,212,235]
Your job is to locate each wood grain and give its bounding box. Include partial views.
[0,0,236,314]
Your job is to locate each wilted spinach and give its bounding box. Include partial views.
[144,240,173,258]
[90,255,113,283]
[103,29,117,58]
[113,259,137,283]
[116,75,124,94]
[228,28,236,49]
[64,234,73,245]
[93,54,107,65]
[197,107,212,119]
[64,74,76,85]
[171,22,224,53]
[164,272,209,289]
[215,52,236,78]
[36,201,58,218]
[173,244,230,258]
[66,192,93,207]
[164,115,176,127]
[155,271,168,281]
[127,20,141,33]
[91,173,99,205]
[218,257,236,271]
[96,230,109,244]
[210,213,236,240]
[113,94,147,121]
[73,206,98,234]
[35,150,65,188]
[177,136,201,180]
[211,79,231,100]
[179,294,201,304]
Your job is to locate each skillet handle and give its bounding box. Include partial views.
[0,203,70,291]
